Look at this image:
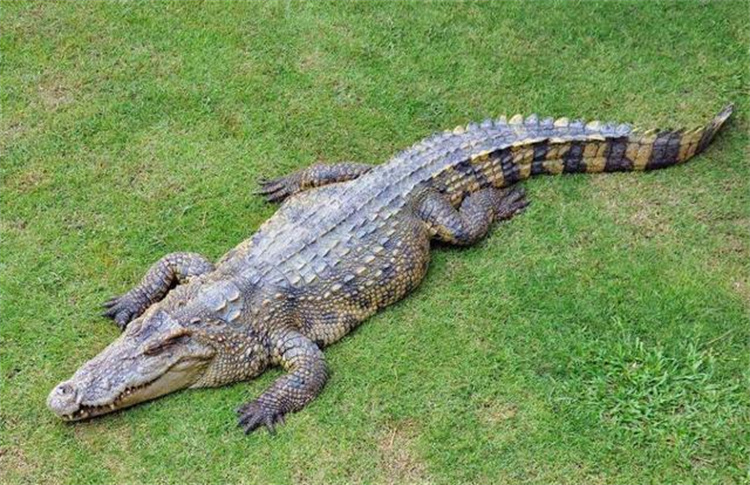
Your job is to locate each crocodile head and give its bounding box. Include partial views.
[47,282,263,421]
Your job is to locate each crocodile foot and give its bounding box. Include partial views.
[494,186,530,221]
[254,174,302,203]
[236,400,286,435]
[101,294,142,330]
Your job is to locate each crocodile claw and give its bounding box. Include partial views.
[101,294,140,330]
[101,297,119,309]
[254,174,302,203]
[495,186,530,221]
[236,400,286,435]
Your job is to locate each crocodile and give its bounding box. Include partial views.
[48,105,734,434]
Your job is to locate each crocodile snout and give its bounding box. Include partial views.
[47,381,80,417]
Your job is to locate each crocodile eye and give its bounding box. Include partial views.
[143,335,191,356]
[125,319,144,336]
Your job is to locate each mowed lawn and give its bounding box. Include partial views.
[1,1,748,484]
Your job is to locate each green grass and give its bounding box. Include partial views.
[1,1,748,483]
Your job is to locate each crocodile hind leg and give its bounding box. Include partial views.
[416,186,529,245]
[256,162,372,202]
[102,252,214,329]
[237,329,327,434]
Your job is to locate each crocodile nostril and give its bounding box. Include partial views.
[57,382,76,398]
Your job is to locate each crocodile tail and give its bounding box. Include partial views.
[548,105,733,174]
[590,103,732,172]
[513,104,733,177]
[435,105,734,203]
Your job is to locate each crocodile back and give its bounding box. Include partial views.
[225,106,732,289]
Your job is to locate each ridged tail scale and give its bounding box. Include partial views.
[433,105,734,204]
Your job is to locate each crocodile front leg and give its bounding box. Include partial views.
[237,329,327,434]
[416,186,529,245]
[102,252,214,329]
[256,162,372,202]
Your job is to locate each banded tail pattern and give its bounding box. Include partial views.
[431,105,734,205]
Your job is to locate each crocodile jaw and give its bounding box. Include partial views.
[48,358,210,421]
[47,316,215,421]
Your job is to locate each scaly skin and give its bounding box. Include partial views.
[48,105,733,434]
